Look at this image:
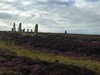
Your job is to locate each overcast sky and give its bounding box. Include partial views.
[0,0,100,34]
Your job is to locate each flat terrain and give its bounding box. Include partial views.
[0,31,100,75]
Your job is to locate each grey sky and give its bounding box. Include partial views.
[0,0,100,34]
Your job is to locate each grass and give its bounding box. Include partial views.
[0,40,100,75]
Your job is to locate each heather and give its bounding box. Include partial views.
[0,32,100,75]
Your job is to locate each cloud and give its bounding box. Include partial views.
[0,12,13,19]
[0,0,100,34]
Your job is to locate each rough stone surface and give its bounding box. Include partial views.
[13,22,16,32]
[18,23,22,33]
[34,24,38,36]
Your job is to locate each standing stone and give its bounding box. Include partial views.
[34,24,38,36]
[13,22,16,32]
[18,27,19,32]
[31,29,33,32]
[12,28,14,32]
[65,30,67,34]
[23,28,25,32]
[18,23,22,33]
[27,29,29,32]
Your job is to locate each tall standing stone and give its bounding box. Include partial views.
[31,29,33,32]
[27,29,29,32]
[13,22,16,32]
[65,30,67,34]
[18,23,22,33]
[34,24,38,36]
